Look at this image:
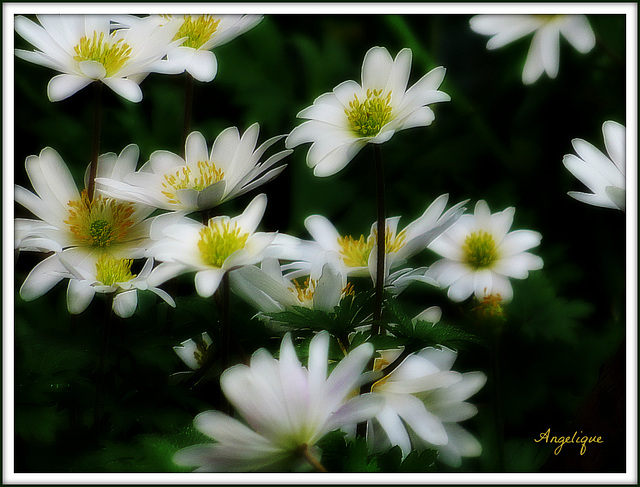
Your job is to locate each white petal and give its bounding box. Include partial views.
[447,274,475,302]
[235,193,267,235]
[186,49,218,82]
[20,254,66,301]
[499,230,542,256]
[102,77,143,103]
[78,60,106,79]
[66,279,95,314]
[473,269,493,300]
[603,121,625,174]
[194,269,224,297]
[388,394,448,446]
[47,74,92,101]
[113,289,138,318]
[374,406,412,456]
[304,215,341,252]
[559,15,595,53]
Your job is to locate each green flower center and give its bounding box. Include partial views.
[462,231,498,269]
[172,15,221,49]
[198,220,249,268]
[73,31,132,77]
[161,160,225,205]
[345,89,393,137]
[95,255,136,286]
[337,227,406,267]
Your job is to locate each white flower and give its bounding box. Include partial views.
[14,14,183,102]
[427,200,543,302]
[58,256,175,318]
[152,14,263,82]
[469,15,596,85]
[563,121,626,211]
[285,46,450,177]
[15,145,155,302]
[147,193,276,298]
[174,332,213,370]
[291,194,466,283]
[173,331,382,472]
[368,346,486,467]
[97,125,290,213]
[230,256,349,317]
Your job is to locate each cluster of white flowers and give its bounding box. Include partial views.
[14,11,623,474]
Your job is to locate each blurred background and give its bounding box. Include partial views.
[13,14,627,473]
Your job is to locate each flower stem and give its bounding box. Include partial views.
[299,444,327,473]
[93,293,114,435]
[86,81,103,203]
[372,144,386,336]
[182,73,194,154]
[491,331,505,472]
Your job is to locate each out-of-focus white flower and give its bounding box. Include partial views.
[427,200,543,302]
[58,256,174,318]
[286,46,450,177]
[367,346,486,467]
[147,193,276,298]
[15,145,155,302]
[174,332,213,370]
[174,332,382,472]
[230,256,350,317]
[151,14,263,82]
[563,121,626,211]
[97,125,290,213]
[290,194,466,283]
[469,15,596,85]
[14,14,183,102]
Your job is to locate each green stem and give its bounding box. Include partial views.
[182,73,194,155]
[86,81,103,202]
[372,144,386,336]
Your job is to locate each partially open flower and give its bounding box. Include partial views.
[14,14,183,102]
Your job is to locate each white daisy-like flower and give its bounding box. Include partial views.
[96,125,290,213]
[563,121,626,211]
[469,15,596,85]
[230,255,351,317]
[174,332,213,371]
[174,331,382,472]
[285,46,450,177]
[58,256,175,318]
[368,346,486,467]
[15,145,155,302]
[146,193,276,298]
[14,14,183,102]
[427,200,543,302]
[290,194,466,283]
[151,14,263,82]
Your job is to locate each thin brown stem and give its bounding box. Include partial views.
[299,444,327,473]
[182,73,194,154]
[93,293,114,433]
[86,81,103,202]
[372,144,386,336]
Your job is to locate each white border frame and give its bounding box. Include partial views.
[3,2,637,485]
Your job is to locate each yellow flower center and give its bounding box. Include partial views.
[193,340,212,368]
[170,14,221,49]
[161,160,225,206]
[345,89,393,137]
[73,31,132,77]
[290,277,317,304]
[198,220,249,268]
[65,190,135,247]
[95,255,136,286]
[337,227,407,267]
[462,231,498,269]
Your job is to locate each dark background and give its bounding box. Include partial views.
[13,14,627,473]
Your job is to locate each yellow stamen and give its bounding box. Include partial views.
[73,31,132,77]
[65,190,135,247]
[161,160,225,205]
[95,255,136,286]
[198,220,249,268]
[345,89,393,137]
[290,277,317,303]
[462,231,498,269]
[337,227,407,267]
[170,14,221,49]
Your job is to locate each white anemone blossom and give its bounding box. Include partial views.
[150,14,263,82]
[286,46,450,177]
[174,332,382,472]
[97,125,290,213]
[563,121,626,211]
[427,200,543,302]
[14,14,183,102]
[58,256,174,318]
[367,345,486,467]
[147,193,276,298]
[174,332,213,370]
[15,145,155,303]
[230,255,350,318]
[290,194,466,283]
[469,15,596,85]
